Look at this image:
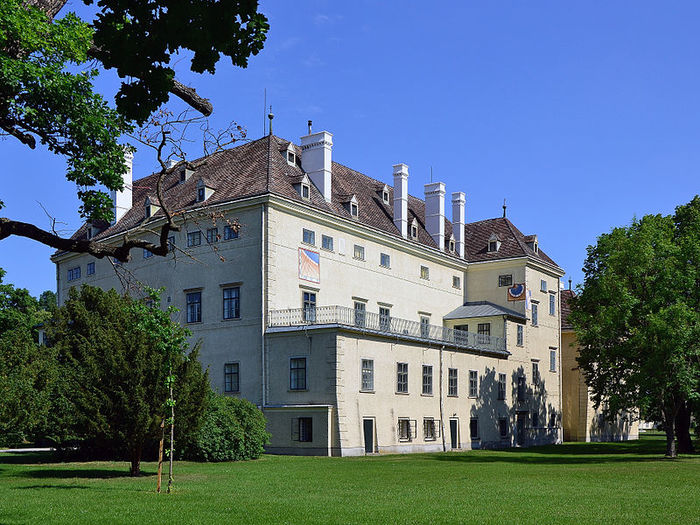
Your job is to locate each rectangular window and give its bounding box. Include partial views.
[532,411,539,428]
[143,248,153,259]
[532,361,540,386]
[224,362,239,393]
[321,234,333,251]
[186,291,202,323]
[423,418,437,441]
[380,252,391,268]
[549,411,557,428]
[550,349,557,372]
[290,357,307,390]
[453,275,461,289]
[302,228,315,246]
[420,265,430,280]
[541,279,548,292]
[498,373,507,400]
[67,266,81,281]
[379,306,391,331]
[187,231,201,247]
[86,262,95,275]
[298,417,313,442]
[448,368,458,396]
[517,376,526,401]
[532,303,538,326]
[222,287,240,320]
[354,301,366,328]
[396,362,408,393]
[301,184,310,199]
[206,227,218,244]
[197,187,206,202]
[420,316,430,338]
[361,359,374,392]
[353,244,365,260]
[302,291,316,322]
[549,293,556,316]
[498,274,513,287]
[477,323,491,344]
[223,225,238,240]
[499,417,508,438]
[470,417,479,440]
[469,370,478,398]
[398,418,412,441]
[454,324,469,345]
[517,324,524,346]
[422,365,433,395]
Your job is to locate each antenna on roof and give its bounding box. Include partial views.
[307,120,313,134]
[267,106,274,136]
[502,198,507,218]
[263,88,267,136]
[568,278,572,291]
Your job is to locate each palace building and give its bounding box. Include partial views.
[52,126,565,455]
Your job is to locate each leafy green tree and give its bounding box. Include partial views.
[0,0,268,260]
[571,196,700,457]
[47,285,208,475]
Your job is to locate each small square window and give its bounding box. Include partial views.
[380,253,390,268]
[302,228,315,246]
[453,276,461,289]
[321,235,333,251]
[223,225,239,240]
[420,265,429,280]
[86,262,95,275]
[187,231,201,247]
[206,228,219,244]
[498,274,513,287]
[353,244,365,261]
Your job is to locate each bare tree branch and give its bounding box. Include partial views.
[171,80,212,117]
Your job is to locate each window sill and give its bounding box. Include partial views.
[447,394,458,398]
[288,389,308,393]
[421,393,434,397]
[379,265,391,269]
[301,242,316,248]
[321,247,334,253]
[224,391,240,395]
[187,321,203,325]
[424,438,436,442]
[353,257,365,262]
[360,390,375,394]
[398,439,412,443]
[222,317,242,322]
[395,391,409,396]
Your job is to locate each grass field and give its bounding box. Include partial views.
[1,433,698,525]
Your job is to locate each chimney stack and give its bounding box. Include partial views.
[393,164,409,237]
[301,130,333,202]
[425,182,446,250]
[451,192,465,258]
[111,150,133,224]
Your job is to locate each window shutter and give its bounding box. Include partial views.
[291,418,299,441]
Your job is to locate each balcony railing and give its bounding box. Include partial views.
[267,305,507,355]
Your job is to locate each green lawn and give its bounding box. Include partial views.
[1,433,698,525]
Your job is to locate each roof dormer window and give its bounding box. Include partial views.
[301,182,310,200]
[524,234,539,254]
[350,202,359,217]
[285,144,298,167]
[410,218,418,239]
[382,190,389,204]
[449,236,455,253]
[144,197,160,219]
[488,233,501,253]
[196,178,215,203]
[179,167,194,184]
[344,195,359,218]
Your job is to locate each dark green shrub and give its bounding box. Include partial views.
[180,391,269,462]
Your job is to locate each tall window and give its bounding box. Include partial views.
[420,265,430,280]
[532,303,538,326]
[353,244,365,260]
[290,358,307,390]
[517,324,524,346]
[470,417,479,439]
[448,368,458,396]
[379,306,391,331]
[499,418,508,438]
[532,411,539,428]
[350,202,359,217]
[420,316,430,338]
[224,363,239,392]
[223,287,240,319]
[298,417,313,442]
[186,291,201,323]
[477,323,491,344]
[380,253,391,268]
[361,359,374,392]
[302,228,315,245]
[532,361,540,386]
[206,227,218,244]
[517,376,526,401]
[302,291,316,322]
[301,183,310,200]
[396,362,408,393]
[223,225,238,240]
[498,373,507,400]
[469,370,478,398]
[422,365,433,395]
[197,187,206,202]
[549,293,556,315]
[321,235,333,251]
[498,274,513,287]
[540,279,548,292]
[354,301,366,327]
[187,231,201,247]
[86,262,95,275]
[550,349,557,372]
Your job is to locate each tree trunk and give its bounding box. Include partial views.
[130,443,142,476]
[662,402,678,458]
[675,401,695,454]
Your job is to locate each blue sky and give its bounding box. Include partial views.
[2,1,699,296]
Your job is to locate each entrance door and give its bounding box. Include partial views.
[449,419,459,449]
[363,419,374,454]
[517,414,525,446]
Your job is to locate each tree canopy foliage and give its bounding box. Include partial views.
[570,196,700,457]
[0,0,268,258]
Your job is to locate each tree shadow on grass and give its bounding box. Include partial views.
[0,452,63,465]
[16,484,91,490]
[19,468,155,480]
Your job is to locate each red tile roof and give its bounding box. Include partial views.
[560,289,574,330]
[72,134,561,270]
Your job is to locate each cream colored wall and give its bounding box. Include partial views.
[54,205,266,404]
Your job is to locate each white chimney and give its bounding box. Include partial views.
[425,182,446,250]
[393,163,409,238]
[451,192,465,258]
[111,150,133,224]
[301,130,333,202]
